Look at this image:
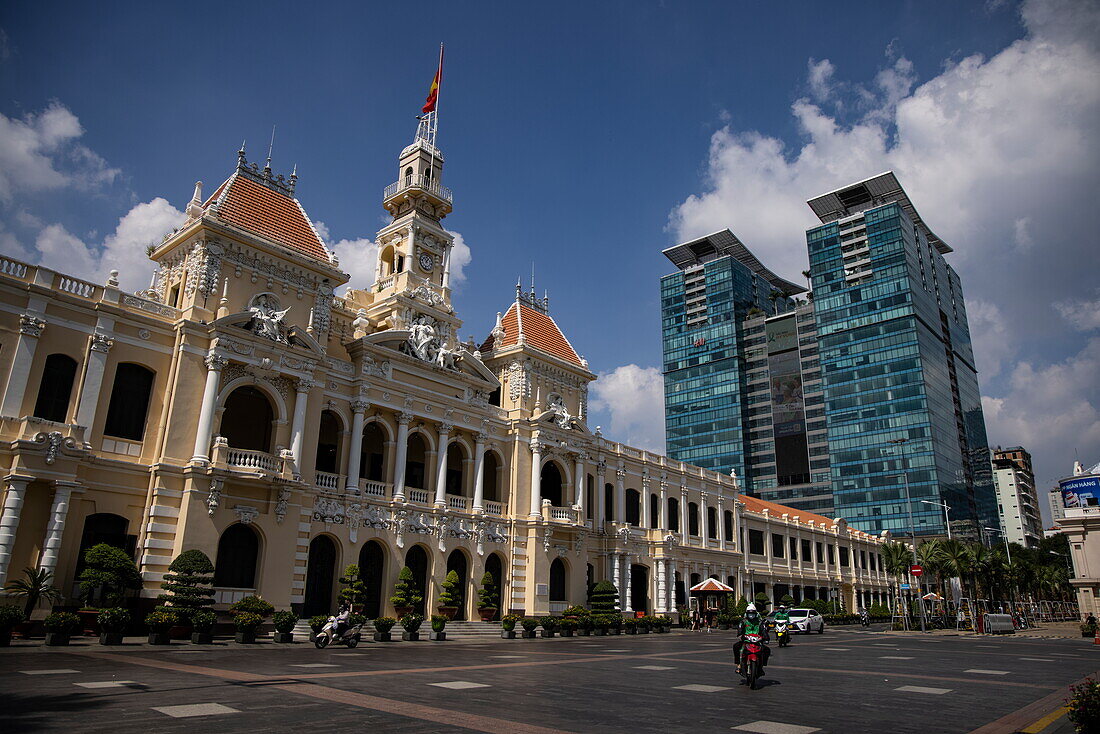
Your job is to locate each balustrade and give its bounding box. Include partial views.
[315,471,342,491]
[225,447,282,473]
[484,500,504,516]
[408,488,430,504]
[361,480,390,497]
[55,274,98,298]
[446,494,469,511]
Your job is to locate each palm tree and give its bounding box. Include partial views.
[882,541,913,617]
[3,567,62,619]
[938,539,972,598]
[917,539,947,596]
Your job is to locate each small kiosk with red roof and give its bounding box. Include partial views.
[689,578,737,628]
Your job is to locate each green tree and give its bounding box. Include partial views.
[157,550,215,622]
[438,570,462,608]
[938,539,973,597]
[477,571,498,609]
[589,580,619,612]
[338,564,367,607]
[3,568,62,619]
[390,566,422,611]
[78,543,141,607]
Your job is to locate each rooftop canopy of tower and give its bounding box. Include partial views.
[203,151,334,263]
[662,229,806,297]
[805,170,952,254]
[480,291,587,370]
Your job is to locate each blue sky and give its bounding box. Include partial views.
[1,1,1098,520]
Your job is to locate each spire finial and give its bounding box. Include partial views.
[264,125,275,178]
[289,163,298,194]
[238,140,247,166]
[516,277,522,300]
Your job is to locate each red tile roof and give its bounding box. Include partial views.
[481,302,585,368]
[203,173,331,262]
[739,494,835,528]
[689,578,735,593]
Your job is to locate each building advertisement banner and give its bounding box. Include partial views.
[1061,475,1100,508]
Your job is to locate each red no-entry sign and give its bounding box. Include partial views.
[910,565,923,577]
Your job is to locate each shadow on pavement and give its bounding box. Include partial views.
[1,691,113,733]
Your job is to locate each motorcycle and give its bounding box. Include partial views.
[774,620,790,647]
[860,611,870,628]
[314,615,363,649]
[739,633,766,690]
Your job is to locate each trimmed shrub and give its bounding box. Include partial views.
[79,544,141,608]
[310,615,330,633]
[348,613,367,628]
[478,572,498,610]
[230,595,274,618]
[373,616,397,634]
[273,610,299,633]
[438,570,462,608]
[191,609,217,632]
[0,604,25,629]
[44,611,80,633]
[97,607,130,633]
[390,567,422,610]
[234,612,263,632]
[400,613,423,633]
[589,580,619,612]
[559,618,578,631]
[539,616,559,631]
[500,614,521,632]
[338,564,367,608]
[431,614,448,633]
[145,610,178,633]
[520,617,539,632]
[157,550,215,622]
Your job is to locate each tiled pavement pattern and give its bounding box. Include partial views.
[0,626,1096,733]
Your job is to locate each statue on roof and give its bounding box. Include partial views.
[249,294,290,343]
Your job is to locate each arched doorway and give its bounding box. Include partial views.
[214,524,260,589]
[404,545,429,614]
[75,513,132,581]
[446,549,469,620]
[220,386,274,451]
[359,540,385,618]
[483,452,501,502]
[361,423,386,481]
[541,463,563,507]
[315,411,341,473]
[304,535,337,616]
[630,565,649,614]
[549,558,567,608]
[406,433,428,490]
[485,553,504,620]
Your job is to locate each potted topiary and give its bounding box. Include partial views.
[623,617,637,635]
[273,610,299,643]
[146,610,178,645]
[592,614,610,636]
[576,614,594,636]
[44,612,80,646]
[500,614,519,639]
[559,618,577,637]
[539,616,558,638]
[156,550,215,638]
[97,607,130,645]
[589,580,619,614]
[520,617,538,639]
[309,615,329,643]
[437,570,461,620]
[338,565,367,612]
[400,612,423,641]
[373,616,396,642]
[390,567,421,619]
[637,616,652,634]
[607,615,623,635]
[477,572,498,622]
[430,614,448,641]
[4,568,61,638]
[0,604,25,647]
[234,612,263,643]
[78,544,142,633]
[716,613,732,631]
[190,609,216,644]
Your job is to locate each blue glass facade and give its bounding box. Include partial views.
[808,201,997,538]
[662,249,795,484]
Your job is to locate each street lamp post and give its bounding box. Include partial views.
[920,499,952,539]
[888,437,926,633]
[985,526,1017,618]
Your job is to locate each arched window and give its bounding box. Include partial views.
[649,494,660,529]
[707,506,718,539]
[33,353,77,422]
[361,423,386,481]
[220,386,274,452]
[485,553,504,621]
[404,545,429,614]
[359,540,385,618]
[667,497,680,530]
[549,558,567,602]
[405,433,428,489]
[404,166,413,184]
[688,502,700,536]
[446,549,469,620]
[315,410,341,473]
[75,513,132,579]
[103,363,155,440]
[214,523,260,588]
[723,510,734,542]
[484,452,501,502]
[541,463,563,507]
[625,489,640,526]
[303,535,337,616]
[445,443,466,496]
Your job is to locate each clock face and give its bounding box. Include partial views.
[419,253,434,272]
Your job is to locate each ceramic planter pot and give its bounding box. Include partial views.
[638,627,649,634]
[401,631,420,641]
[373,631,392,642]
[593,628,607,636]
[235,630,257,644]
[78,611,100,636]
[429,631,447,641]
[191,631,213,644]
[274,632,293,643]
[539,629,555,638]
[560,629,574,637]
[437,607,458,620]
[148,632,171,645]
[521,630,537,639]
[394,606,413,619]
[577,628,591,636]
[624,628,637,635]
[500,630,516,639]
[99,632,123,645]
[478,608,497,622]
[45,632,70,646]
[609,628,621,635]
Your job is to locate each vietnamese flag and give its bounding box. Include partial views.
[422,45,443,114]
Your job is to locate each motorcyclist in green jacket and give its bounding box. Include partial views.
[734,604,771,675]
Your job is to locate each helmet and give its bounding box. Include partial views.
[746,603,757,613]
[779,603,788,610]
[745,606,760,621]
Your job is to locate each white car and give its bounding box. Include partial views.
[786,608,825,634]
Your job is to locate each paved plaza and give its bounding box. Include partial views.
[1,625,1095,733]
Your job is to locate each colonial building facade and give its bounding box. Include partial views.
[0,121,891,621]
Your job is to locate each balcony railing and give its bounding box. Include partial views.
[315,471,342,491]
[447,494,469,511]
[383,173,453,203]
[549,506,578,523]
[484,500,504,516]
[361,480,390,498]
[225,447,282,473]
[407,488,430,504]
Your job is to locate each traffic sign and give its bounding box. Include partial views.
[910,565,923,577]
[900,584,911,590]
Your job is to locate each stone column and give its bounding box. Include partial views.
[74,331,113,428]
[191,353,227,465]
[615,466,626,524]
[610,553,621,600]
[441,245,452,289]
[656,559,667,613]
[596,461,607,528]
[669,559,678,613]
[641,478,651,529]
[623,555,633,612]
[0,477,31,585]
[718,497,726,550]
[344,400,368,493]
[392,411,412,502]
[679,486,689,538]
[472,433,487,512]
[528,438,542,518]
[573,454,585,512]
[434,420,452,507]
[38,481,77,577]
[289,377,314,475]
[0,314,45,418]
[659,481,668,530]
[700,491,710,541]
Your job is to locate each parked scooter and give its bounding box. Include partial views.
[314,615,363,648]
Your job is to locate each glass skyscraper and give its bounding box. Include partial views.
[661,230,804,485]
[805,172,997,539]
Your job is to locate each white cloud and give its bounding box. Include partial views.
[669,0,1100,479]
[446,230,471,286]
[0,101,120,202]
[329,235,379,292]
[589,364,666,452]
[1054,292,1100,331]
[32,197,184,291]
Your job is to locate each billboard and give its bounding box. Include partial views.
[1061,475,1100,508]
